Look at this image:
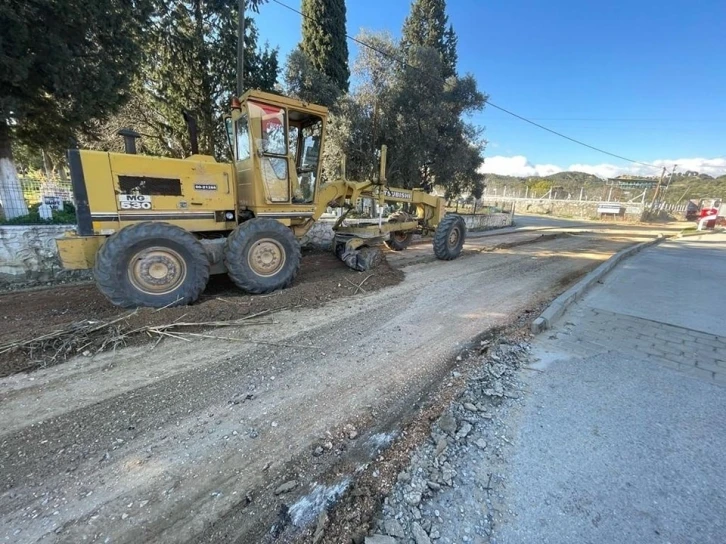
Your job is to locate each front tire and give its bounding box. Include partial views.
[224,218,301,294]
[94,222,210,308]
[433,214,466,260]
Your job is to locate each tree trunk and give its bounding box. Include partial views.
[0,122,29,220]
[193,0,215,156]
[42,149,53,181]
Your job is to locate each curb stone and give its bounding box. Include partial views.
[531,235,666,334]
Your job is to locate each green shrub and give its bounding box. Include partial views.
[0,202,77,226]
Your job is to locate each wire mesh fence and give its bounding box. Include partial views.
[480,187,689,213]
[0,175,75,223]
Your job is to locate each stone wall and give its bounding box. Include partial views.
[461,211,513,231]
[299,219,337,250]
[0,225,90,286]
[481,197,645,221]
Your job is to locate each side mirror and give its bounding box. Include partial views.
[224,117,234,159]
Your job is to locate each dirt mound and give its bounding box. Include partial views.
[0,250,403,377]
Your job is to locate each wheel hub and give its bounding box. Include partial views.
[448,227,460,247]
[128,247,187,295]
[248,238,286,277]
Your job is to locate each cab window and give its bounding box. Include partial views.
[235,114,250,161]
[289,112,323,204]
[248,101,289,202]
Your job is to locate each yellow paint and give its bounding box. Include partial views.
[56,236,105,269]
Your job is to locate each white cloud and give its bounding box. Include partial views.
[479,156,726,179]
[478,155,561,177]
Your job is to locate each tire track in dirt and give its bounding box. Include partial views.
[0,234,635,543]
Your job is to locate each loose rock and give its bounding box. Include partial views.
[344,423,358,439]
[412,522,432,544]
[456,422,473,440]
[384,519,405,538]
[365,535,398,544]
[437,413,457,435]
[404,490,422,507]
[273,480,297,495]
[434,438,448,457]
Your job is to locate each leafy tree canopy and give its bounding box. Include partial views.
[0,0,153,152]
[84,1,279,160]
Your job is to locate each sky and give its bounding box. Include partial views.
[254,0,726,178]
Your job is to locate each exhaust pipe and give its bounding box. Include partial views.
[182,110,199,155]
[117,128,140,154]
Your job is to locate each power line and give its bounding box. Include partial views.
[269,0,662,171]
[483,102,657,168]
[470,115,726,123]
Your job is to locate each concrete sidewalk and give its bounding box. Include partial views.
[495,233,726,543]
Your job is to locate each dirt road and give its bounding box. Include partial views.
[0,230,661,543]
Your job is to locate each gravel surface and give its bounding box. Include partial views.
[366,339,530,544]
[0,234,637,543]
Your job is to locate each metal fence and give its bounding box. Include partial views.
[479,193,688,214]
[0,175,74,219]
[482,186,688,211]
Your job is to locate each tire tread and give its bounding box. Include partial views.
[433,213,466,260]
[93,222,209,308]
[224,218,301,294]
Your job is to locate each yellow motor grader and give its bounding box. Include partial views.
[56,90,467,308]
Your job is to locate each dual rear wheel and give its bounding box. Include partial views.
[94,219,300,308]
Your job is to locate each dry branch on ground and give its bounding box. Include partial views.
[0,309,283,368]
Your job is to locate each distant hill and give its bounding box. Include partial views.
[482,170,726,204]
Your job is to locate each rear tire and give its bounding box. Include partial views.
[94,222,210,308]
[224,218,301,294]
[384,212,414,251]
[433,214,466,260]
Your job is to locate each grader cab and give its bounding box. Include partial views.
[57,90,467,308]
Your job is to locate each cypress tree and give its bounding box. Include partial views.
[300,0,350,92]
[401,0,458,77]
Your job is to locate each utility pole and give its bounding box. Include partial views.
[236,0,245,97]
[660,164,677,202]
[649,167,667,213]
